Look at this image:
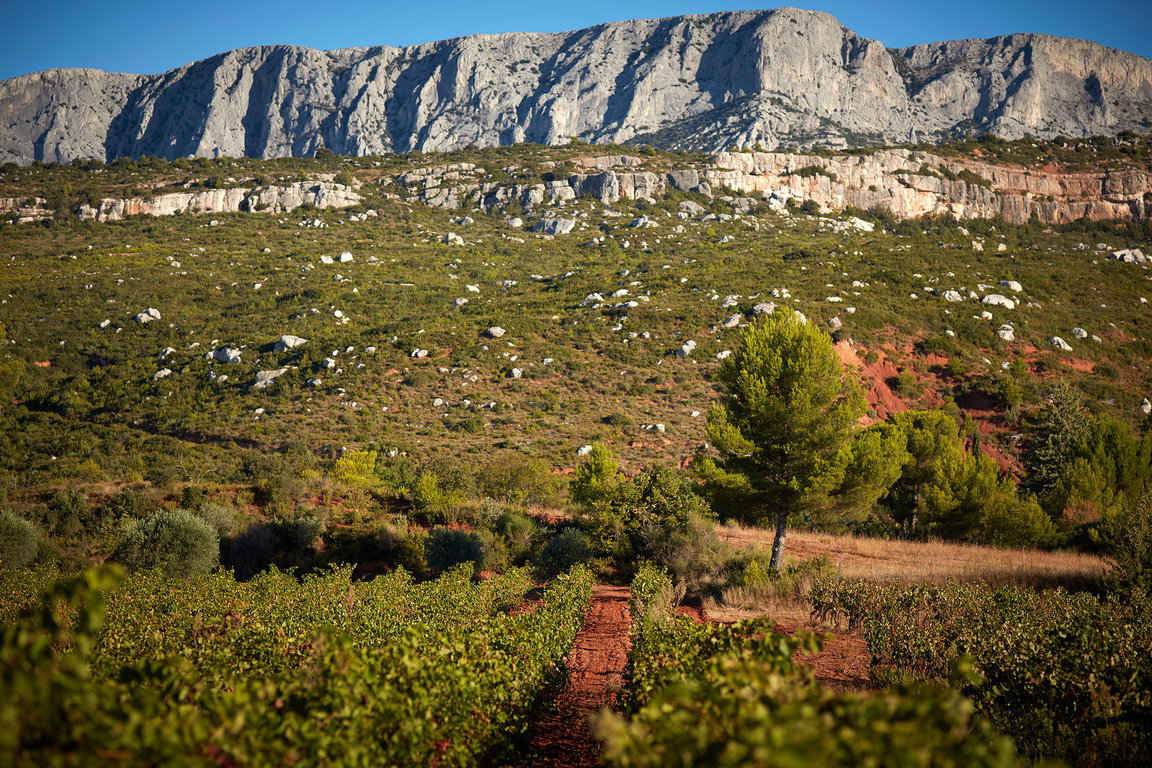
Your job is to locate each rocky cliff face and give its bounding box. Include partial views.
[2,9,1150,166]
[1,180,360,224]
[396,149,1152,225]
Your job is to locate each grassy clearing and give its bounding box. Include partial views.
[707,524,1110,625]
[721,525,1109,587]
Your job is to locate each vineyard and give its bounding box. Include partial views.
[810,578,1152,766]
[1,563,593,766]
[5,559,1152,766]
[594,565,1023,768]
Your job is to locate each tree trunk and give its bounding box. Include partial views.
[769,510,789,575]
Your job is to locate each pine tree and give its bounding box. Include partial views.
[706,310,865,572]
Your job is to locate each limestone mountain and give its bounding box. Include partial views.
[2,8,1150,164]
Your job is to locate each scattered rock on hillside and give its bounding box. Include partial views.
[135,308,161,324]
[582,293,604,307]
[153,368,171,381]
[577,445,593,456]
[982,294,1015,309]
[751,302,776,316]
[1000,280,1023,292]
[942,290,963,302]
[1050,336,1073,352]
[721,313,741,329]
[533,218,576,235]
[1110,248,1147,264]
[998,325,1015,342]
[274,334,308,351]
[210,347,242,364]
[486,326,506,339]
[1141,398,1151,416]
[1071,327,1088,339]
[254,368,288,389]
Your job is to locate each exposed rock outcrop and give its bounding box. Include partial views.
[397,148,1152,225]
[73,180,360,222]
[2,9,1150,165]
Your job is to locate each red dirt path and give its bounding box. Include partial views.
[520,584,632,768]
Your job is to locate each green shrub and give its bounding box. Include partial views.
[1100,494,1152,600]
[536,528,595,581]
[195,502,239,538]
[378,521,428,577]
[179,485,207,511]
[997,377,1023,409]
[497,510,540,564]
[480,453,560,506]
[569,443,621,507]
[99,487,150,523]
[412,471,462,524]
[276,512,323,550]
[112,509,219,578]
[0,511,39,571]
[425,527,483,577]
[475,498,507,529]
[477,529,512,573]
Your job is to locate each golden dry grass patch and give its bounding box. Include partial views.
[717,524,1110,591]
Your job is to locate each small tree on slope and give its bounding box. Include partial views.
[706,310,865,573]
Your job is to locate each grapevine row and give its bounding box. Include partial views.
[1,563,593,766]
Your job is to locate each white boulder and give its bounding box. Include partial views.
[254,369,288,389]
[274,334,308,352]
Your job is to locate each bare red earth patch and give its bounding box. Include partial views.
[519,584,632,768]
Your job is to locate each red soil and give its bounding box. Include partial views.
[521,584,632,768]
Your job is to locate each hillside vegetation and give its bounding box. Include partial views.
[3,137,1152,768]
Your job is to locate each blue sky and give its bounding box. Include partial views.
[1,0,1149,81]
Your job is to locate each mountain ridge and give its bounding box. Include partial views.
[2,8,1151,165]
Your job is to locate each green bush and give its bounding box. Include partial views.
[195,502,239,538]
[1101,494,1152,600]
[0,511,39,571]
[477,529,512,573]
[425,527,483,577]
[497,510,540,564]
[112,509,219,578]
[378,521,428,577]
[179,485,207,511]
[536,528,595,581]
[997,377,1023,409]
[276,512,323,550]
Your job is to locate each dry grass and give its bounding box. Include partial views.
[704,524,1111,627]
[718,524,1110,591]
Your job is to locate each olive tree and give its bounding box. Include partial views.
[706,310,865,572]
